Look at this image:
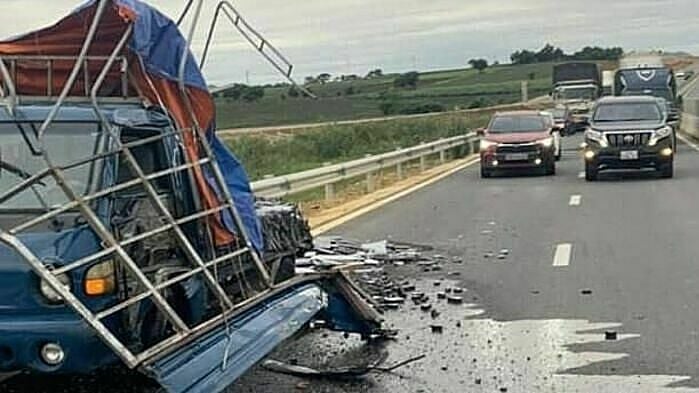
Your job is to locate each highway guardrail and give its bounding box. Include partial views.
[251,133,479,199]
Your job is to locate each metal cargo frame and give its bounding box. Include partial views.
[0,0,317,370]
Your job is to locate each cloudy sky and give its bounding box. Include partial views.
[0,1,698,85]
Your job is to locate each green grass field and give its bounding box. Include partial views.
[215,62,555,129]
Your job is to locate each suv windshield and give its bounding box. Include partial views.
[489,115,546,133]
[593,103,662,122]
[0,123,103,210]
[551,108,567,120]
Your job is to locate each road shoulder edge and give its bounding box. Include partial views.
[310,155,480,235]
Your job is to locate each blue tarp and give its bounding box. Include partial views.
[108,0,264,251]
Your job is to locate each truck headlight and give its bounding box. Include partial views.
[537,137,554,148]
[649,126,673,146]
[584,129,609,148]
[84,260,116,296]
[480,139,498,152]
[40,274,71,304]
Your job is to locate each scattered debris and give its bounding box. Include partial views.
[580,289,593,295]
[605,331,618,341]
[447,296,463,305]
[430,325,444,334]
[430,309,440,319]
[420,303,433,312]
[499,249,510,256]
[437,292,447,300]
[262,353,425,379]
[453,287,464,294]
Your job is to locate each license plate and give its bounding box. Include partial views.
[620,150,639,160]
[505,153,529,161]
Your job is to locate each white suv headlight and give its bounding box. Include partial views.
[584,129,609,148]
[480,139,498,152]
[537,137,554,148]
[649,126,673,146]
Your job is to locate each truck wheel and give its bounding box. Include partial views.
[546,161,556,176]
[660,161,674,179]
[585,163,598,181]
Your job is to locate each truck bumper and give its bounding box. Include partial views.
[0,313,116,374]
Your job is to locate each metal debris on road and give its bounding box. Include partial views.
[580,289,593,295]
[262,353,425,379]
[308,236,446,311]
[447,296,464,305]
[605,331,618,340]
[430,325,444,334]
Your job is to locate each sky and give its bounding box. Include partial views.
[1,0,698,85]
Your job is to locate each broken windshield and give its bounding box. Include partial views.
[0,123,104,211]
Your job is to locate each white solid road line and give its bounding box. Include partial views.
[678,133,699,152]
[553,243,573,267]
[569,195,582,206]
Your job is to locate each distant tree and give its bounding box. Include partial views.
[304,76,316,85]
[510,44,624,64]
[241,86,265,102]
[366,69,384,79]
[468,58,489,73]
[317,73,332,84]
[394,71,420,89]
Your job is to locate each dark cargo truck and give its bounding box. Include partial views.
[552,62,602,131]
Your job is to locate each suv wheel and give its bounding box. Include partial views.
[660,160,674,179]
[585,162,598,181]
[480,166,492,178]
[546,161,556,176]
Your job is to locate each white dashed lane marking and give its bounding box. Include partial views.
[553,243,573,267]
[569,195,582,206]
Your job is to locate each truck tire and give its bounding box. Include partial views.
[546,161,556,176]
[585,163,598,181]
[660,161,674,179]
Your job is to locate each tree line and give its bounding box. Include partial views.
[510,44,624,65]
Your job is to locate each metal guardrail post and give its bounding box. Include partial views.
[322,162,335,200]
[419,156,426,172]
[439,150,446,164]
[366,171,375,193]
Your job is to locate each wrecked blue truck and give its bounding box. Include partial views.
[0,1,382,392]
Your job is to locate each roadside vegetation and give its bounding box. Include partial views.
[224,111,495,181]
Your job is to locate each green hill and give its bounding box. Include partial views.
[215,62,556,129]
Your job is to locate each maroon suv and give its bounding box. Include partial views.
[479,111,556,178]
